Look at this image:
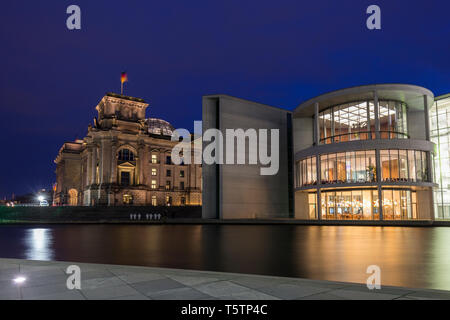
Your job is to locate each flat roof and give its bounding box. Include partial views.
[293,84,434,117]
[203,94,291,113]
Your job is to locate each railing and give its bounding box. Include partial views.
[320,131,409,144]
[298,177,430,188]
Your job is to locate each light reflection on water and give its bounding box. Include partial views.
[24,228,54,261]
[1,225,450,290]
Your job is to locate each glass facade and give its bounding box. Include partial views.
[381,188,417,220]
[430,95,450,219]
[296,156,317,186]
[303,188,418,221]
[319,100,408,144]
[296,149,429,188]
[296,148,431,221]
[319,150,376,184]
[380,149,428,182]
[320,189,379,220]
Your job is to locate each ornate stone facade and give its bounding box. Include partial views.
[53,93,202,206]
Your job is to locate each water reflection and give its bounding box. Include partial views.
[0,225,449,290]
[24,228,54,261]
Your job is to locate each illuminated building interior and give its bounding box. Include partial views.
[431,94,450,219]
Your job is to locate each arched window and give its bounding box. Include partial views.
[118,149,135,161]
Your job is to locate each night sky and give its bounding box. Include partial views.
[0,1,449,198]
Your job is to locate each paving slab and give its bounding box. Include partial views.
[1,258,450,300]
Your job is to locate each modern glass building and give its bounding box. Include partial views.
[202,84,449,222]
[431,94,450,219]
[294,84,437,221]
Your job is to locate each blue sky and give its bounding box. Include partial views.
[0,0,449,197]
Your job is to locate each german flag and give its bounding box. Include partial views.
[121,72,128,83]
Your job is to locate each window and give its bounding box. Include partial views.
[151,154,158,164]
[151,168,157,176]
[321,189,379,220]
[180,170,185,178]
[151,195,157,206]
[319,100,408,144]
[151,180,157,189]
[180,181,185,190]
[381,149,428,182]
[296,156,317,186]
[166,196,172,206]
[166,181,171,190]
[166,156,171,165]
[118,149,135,161]
[121,172,130,186]
[181,197,186,205]
[166,169,171,177]
[317,150,376,185]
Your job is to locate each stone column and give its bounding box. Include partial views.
[86,148,92,187]
[424,95,431,141]
[98,140,104,185]
[367,101,371,139]
[376,149,383,220]
[374,91,380,139]
[91,144,97,185]
[316,154,321,220]
[138,141,145,185]
[111,140,118,184]
[314,102,320,145]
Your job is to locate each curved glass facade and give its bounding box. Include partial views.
[296,148,432,221]
[296,149,429,188]
[380,149,428,182]
[319,100,408,144]
[316,188,417,220]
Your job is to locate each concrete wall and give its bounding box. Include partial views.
[202,95,292,219]
[417,189,434,220]
[293,117,313,154]
[294,191,310,219]
[202,97,220,218]
[408,110,427,140]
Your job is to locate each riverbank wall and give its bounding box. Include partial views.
[1,206,449,226]
[0,205,201,223]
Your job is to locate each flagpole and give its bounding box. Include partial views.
[121,81,123,95]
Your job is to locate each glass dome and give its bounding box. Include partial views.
[147,118,175,136]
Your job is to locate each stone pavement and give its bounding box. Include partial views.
[1,258,450,300]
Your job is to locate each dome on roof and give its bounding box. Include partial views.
[146,118,175,136]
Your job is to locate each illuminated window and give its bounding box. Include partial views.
[166,195,172,206]
[151,180,157,189]
[151,154,158,164]
[151,168,157,176]
[319,100,408,144]
[166,181,171,190]
[151,195,157,206]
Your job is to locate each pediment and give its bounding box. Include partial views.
[118,161,135,168]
